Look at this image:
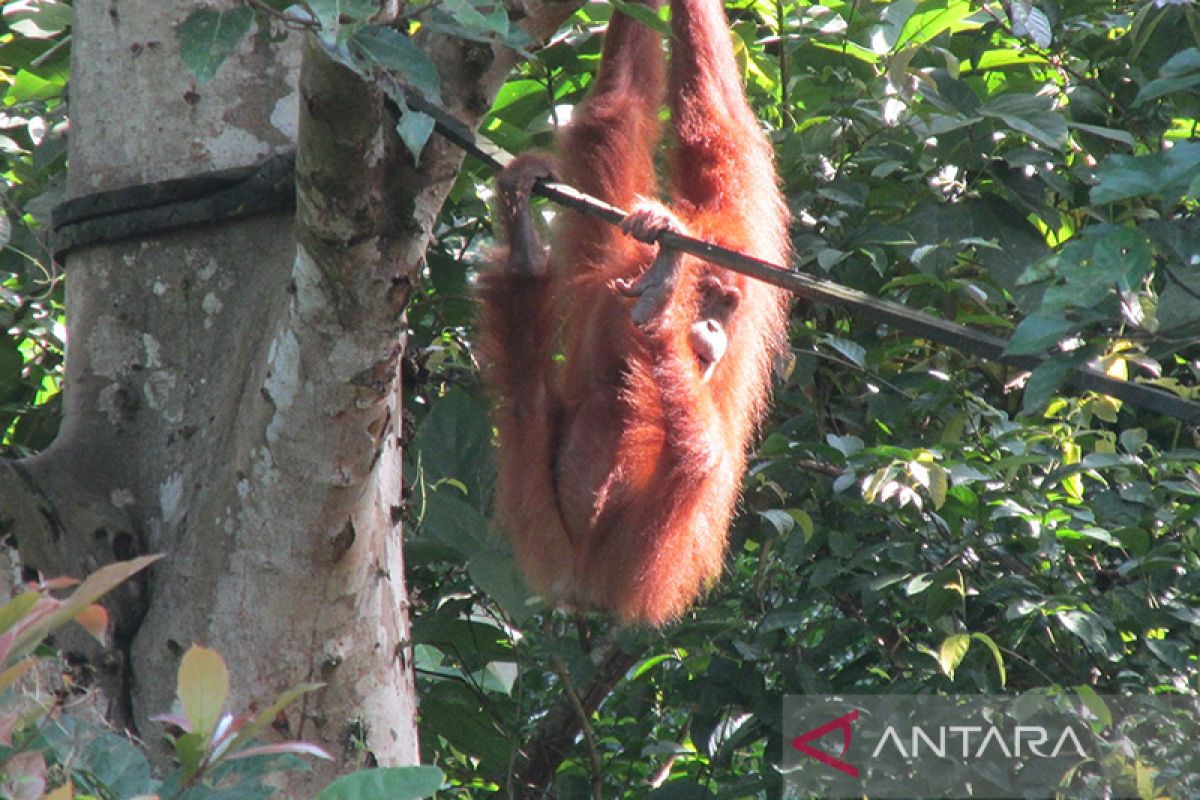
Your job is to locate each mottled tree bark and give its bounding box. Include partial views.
[0,0,574,787]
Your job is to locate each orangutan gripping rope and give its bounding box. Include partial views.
[477,0,790,625]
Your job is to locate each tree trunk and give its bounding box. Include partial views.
[0,0,572,787]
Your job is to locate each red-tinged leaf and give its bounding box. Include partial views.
[227,741,333,761]
[9,555,163,662]
[213,711,252,742]
[0,598,57,666]
[0,591,42,635]
[150,712,192,731]
[38,576,79,590]
[0,750,46,800]
[0,656,37,694]
[43,783,73,800]
[228,681,324,752]
[74,603,110,646]
[0,711,20,746]
[178,644,229,739]
[12,598,59,632]
[0,629,16,666]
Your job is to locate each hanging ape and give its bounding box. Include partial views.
[476,0,790,625]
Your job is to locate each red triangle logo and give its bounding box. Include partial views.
[790,709,860,778]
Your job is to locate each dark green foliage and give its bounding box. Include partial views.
[402,0,1200,796]
[0,0,68,458]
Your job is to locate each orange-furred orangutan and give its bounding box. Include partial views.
[476,0,790,625]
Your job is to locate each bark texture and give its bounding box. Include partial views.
[0,0,575,786]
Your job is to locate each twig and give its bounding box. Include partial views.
[511,639,644,798]
[30,34,70,70]
[394,0,444,25]
[550,653,603,800]
[245,0,319,28]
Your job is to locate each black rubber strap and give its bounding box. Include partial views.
[51,151,295,258]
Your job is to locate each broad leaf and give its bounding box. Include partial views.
[1004,311,1078,356]
[1091,142,1200,204]
[349,26,440,97]
[176,7,255,85]
[178,644,230,740]
[315,765,445,800]
[937,633,970,679]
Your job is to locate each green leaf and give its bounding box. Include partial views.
[1092,227,1153,289]
[1007,1,1052,47]
[175,731,209,781]
[468,549,537,623]
[969,632,1007,687]
[1073,685,1113,728]
[874,0,919,52]
[758,508,796,536]
[1022,353,1085,415]
[822,335,866,368]
[1066,121,1135,147]
[411,388,494,500]
[980,94,1067,150]
[972,50,1046,70]
[0,657,38,694]
[1004,311,1078,356]
[0,591,41,636]
[611,0,671,36]
[905,573,933,596]
[176,7,255,85]
[0,333,20,400]
[1134,48,1200,105]
[757,609,808,632]
[8,68,64,102]
[413,615,513,663]
[178,644,230,740]
[895,0,974,49]
[349,26,441,97]
[308,0,379,38]
[937,633,970,679]
[315,765,444,800]
[3,0,72,39]
[909,460,948,509]
[825,431,864,455]
[789,509,815,542]
[417,0,530,52]
[441,0,511,38]
[40,717,159,797]
[1056,610,1108,654]
[1091,142,1200,204]
[396,107,436,165]
[418,485,490,555]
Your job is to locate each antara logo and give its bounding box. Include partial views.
[790,709,860,778]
